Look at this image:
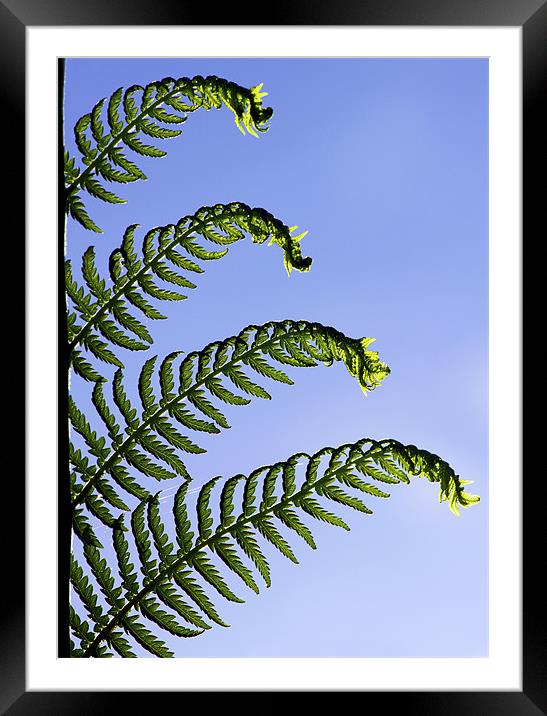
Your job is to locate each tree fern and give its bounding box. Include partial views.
[69,438,479,657]
[65,75,272,232]
[63,63,481,659]
[69,320,390,545]
[66,202,311,381]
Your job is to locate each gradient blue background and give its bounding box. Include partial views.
[66,57,488,657]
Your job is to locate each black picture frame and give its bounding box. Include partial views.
[11,0,543,712]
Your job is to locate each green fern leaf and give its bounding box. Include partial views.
[242,466,265,517]
[273,506,317,550]
[188,552,244,604]
[72,508,103,548]
[197,476,222,541]
[83,333,123,368]
[92,382,123,445]
[75,437,478,657]
[168,405,220,435]
[94,474,133,510]
[69,607,94,651]
[70,557,108,629]
[147,496,177,564]
[212,536,260,594]
[155,581,212,631]
[81,176,126,205]
[139,594,203,637]
[253,516,299,563]
[67,203,312,369]
[83,543,125,611]
[173,483,194,553]
[220,475,244,527]
[322,483,373,515]
[121,614,174,658]
[67,192,102,233]
[154,417,206,455]
[108,631,137,658]
[173,570,230,628]
[124,444,179,481]
[70,320,389,516]
[232,523,271,587]
[84,490,117,528]
[72,349,105,383]
[296,495,351,530]
[65,76,275,231]
[112,518,141,596]
[131,500,158,577]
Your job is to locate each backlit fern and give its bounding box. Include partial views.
[71,438,478,658]
[62,64,479,658]
[66,202,311,381]
[65,75,272,232]
[69,320,390,548]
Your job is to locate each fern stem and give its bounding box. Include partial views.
[59,56,72,659]
[64,84,205,202]
[71,326,319,511]
[81,439,390,657]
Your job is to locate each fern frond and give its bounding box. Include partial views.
[76,437,478,657]
[69,606,95,653]
[65,76,274,231]
[67,203,312,378]
[70,320,390,519]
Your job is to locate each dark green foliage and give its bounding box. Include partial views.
[69,320,390,529]
[65,76,273,231]
[65,69,480,660]
[70,438,479,657]
[66,202,312,379]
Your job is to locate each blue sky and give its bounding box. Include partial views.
[66,57,488,657]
